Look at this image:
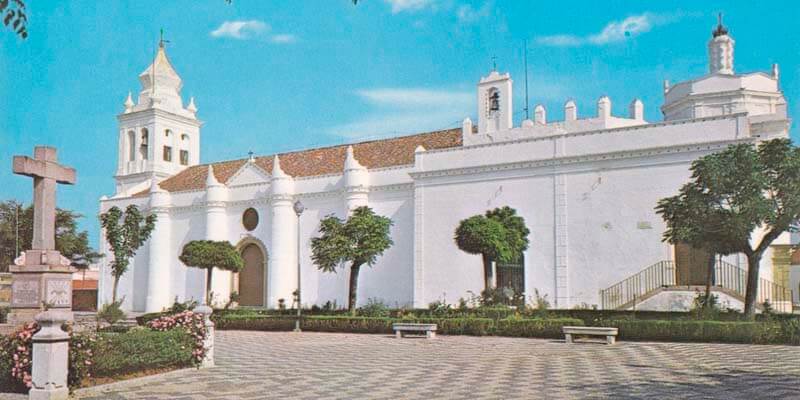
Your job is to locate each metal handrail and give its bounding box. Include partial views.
[600,260,794,312]
[600,261,675,310]
[714,261,793,312]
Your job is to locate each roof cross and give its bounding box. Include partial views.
[159,28,170,49]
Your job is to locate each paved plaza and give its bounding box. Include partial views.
[71,331,800,399]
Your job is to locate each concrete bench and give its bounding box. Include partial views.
[393,323,437,339]
[563,326,618,345]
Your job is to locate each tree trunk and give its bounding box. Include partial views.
[743,252,763,318]
[112,276,120,303]
[205,267,214,306]
[348,263,362,312]
[704,253,716,307]
[482,253,493,291]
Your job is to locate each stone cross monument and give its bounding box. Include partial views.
[9,146,77,325]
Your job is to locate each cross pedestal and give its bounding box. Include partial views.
[8,147,77,326]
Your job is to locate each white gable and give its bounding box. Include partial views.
[226,162,271,187]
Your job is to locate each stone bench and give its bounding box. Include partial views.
[393,323,437,339]
[563,326,618,345]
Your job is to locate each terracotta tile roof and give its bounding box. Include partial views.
[146,128,462,194]
[73,280,98,290]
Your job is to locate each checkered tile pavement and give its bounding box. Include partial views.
[75,331,800,399]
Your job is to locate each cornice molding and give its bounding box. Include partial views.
[410,138,754,182]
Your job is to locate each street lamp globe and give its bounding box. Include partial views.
[293,200,305,216]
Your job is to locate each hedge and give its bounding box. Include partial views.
[601,319,800,345]
[496,318,584,339]
[214,315,575,338]
[213,315,296,331]
[91,328,197,378]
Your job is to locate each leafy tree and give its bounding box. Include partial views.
[656,138,800,317]
[0,0,27,39]
[179,240,244,305]
[311,206,393,311]
[100,205,156,302]
[454,206,530,291]
[0,200,100,272]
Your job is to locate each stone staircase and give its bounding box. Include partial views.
[600,260,794,313]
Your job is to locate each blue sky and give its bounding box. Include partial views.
[1,0,799,249]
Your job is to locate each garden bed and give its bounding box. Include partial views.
[0,311,208,394]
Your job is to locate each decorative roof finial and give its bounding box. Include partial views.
[159,28,170,49]
[712,12,728,37]
[124,92,134,112]
[187,96,198,113]
[206,165,221,187]
[491,55,497,71]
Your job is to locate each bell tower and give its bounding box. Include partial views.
[477,70,513,134]
[115,38,202,197]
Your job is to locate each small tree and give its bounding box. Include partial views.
[100,205,156,303]
[656,138,800,317]
[311,206,393,311]
[454,206,530,291]
[179,240,244,305]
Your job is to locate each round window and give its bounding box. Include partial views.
[242,208,259,231]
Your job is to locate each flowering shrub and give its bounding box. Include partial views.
[1,312,205,393]
[68,331,96,389]
[6,322,36,390]
[146,310,207,365]
[0,322,96,393]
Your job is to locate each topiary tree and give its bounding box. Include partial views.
[454,206,530,291]
[179,240,244,305]
[100,205,156,303]
[311,206,393,312]
[656,138,800,317]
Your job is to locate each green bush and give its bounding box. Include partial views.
[97,300,125,327]
[604,319,800,345]
[214,315,296,331]
[92,328,196,377]
[416,318,494,336]
[356,298,391,318]
[303,316,394,334]
[496,318,584,339]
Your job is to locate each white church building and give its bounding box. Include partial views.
[98,21,798,313]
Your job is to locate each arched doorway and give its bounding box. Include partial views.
[239,242,266,306]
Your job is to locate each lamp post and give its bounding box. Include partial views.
[293,200,305,332]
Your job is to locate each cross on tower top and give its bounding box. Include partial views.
[159,28,170,49]
[12,146,76,250]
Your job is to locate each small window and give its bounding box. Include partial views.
[180,150,189,166]
[165,129,172,137]
[242,208,259,231]
[181,134,189,141]
[163,146,172,162]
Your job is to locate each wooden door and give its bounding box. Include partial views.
[239,244,265,306]
[674,243,711,286]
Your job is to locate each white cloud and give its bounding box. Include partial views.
[457,3,491,24]
[535,13,669,47]
[210,20,268,40]
[270,34,297,44]
[384,0,435,14]
[328,88,473,139]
